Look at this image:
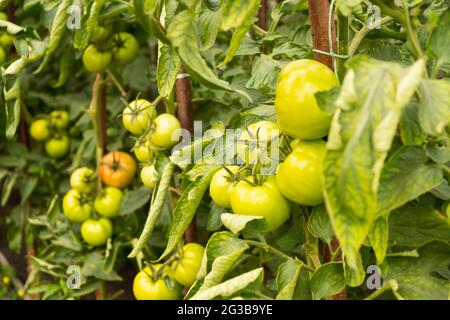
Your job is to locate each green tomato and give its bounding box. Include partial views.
[275,59,339,139]
[80,218,113,246]
[70,167,96,194]
[82,44,112,73]
[150,114,181,148]
[50,110,70,130]
[122,99,156,135]
[0,34,13,48]
[172,243,205,287]
[209,166,240,208]
[134,139,153,162]
[62,189,92,223]
[90,25,111,43]
[230,176,290,232]
[0,12,8,20]
[237,121,280,165]
[0,46,6,65]
[140,165,158,189]
[45,135,69,158]
[29,119,51,141]
[276,139,326,205]
[94,187,123,218]
[112,32,139,65]
[133,265,182,300]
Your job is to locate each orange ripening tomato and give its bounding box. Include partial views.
[99,151,137,188]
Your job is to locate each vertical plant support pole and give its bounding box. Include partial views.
[307,0,347,300]
[307,0,336,70]
[258,0,268,30]
[175,66,196,243]
[88,73,107,299]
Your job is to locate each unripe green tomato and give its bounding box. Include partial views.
[122,99,156,135]
[0,34,13,48]
[81,218,113,246]
[133,265,182,300]
[91,25,111,43]
[275,59,339,139]
[140,165,158,189]
[172,243,205,287]
[94,187,123,218]
[70,167,96,194]
[0,46,6,65]
[134,140,153,162]
[230,176,290,232]
[209,166,240,208]
[112,32,139,65]
[0,12,8,20]
[29,119,51,141]
[276,139,327,205]
[150,114,181,148]
[50,110,70,130]
[45,135,70,159]
[237,121,280,165]
[82,44,112,73]
[62,189,92,223]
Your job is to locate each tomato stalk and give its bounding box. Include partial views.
[336,11,348,80]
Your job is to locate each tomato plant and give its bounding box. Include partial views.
[0,0,449,302]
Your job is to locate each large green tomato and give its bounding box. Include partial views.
[29,119,51,141]
[0,34,13,48]
[94,187,123,218]
[90,25,111,43]
[80,218,113,246]
[50,110,70,130]
[0,46,6,65]
[62,189,92,223]
[45,135,69,158]
[70,167,96,194]
[275,59,339,140]
[133,265,182,300]
[112,32,139,65]
[230,176,290,232]
[209,166,240,208]
[122,99,155,135]
[276,139,326,205]
[140,165,159,189]
[82,44,112,73]
[150,114,181,148]
[134,139,153,162]
[237,121,280,165]
[172,243,205,287]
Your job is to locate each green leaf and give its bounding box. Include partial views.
[3,78,22,140]
[425,144,450,164]
[324,56,425,269]
[207,202,225,231]
[157,166,217,261]
[134,0,169,43]
[336,0,364,16]
[245,54,282,94]
[119,186,152,216]
[157,43,181,98]
[310,263,345,300]
[400,101,426,145]
[276,258,302,300]
[389,204,450,248]
[51,231,83,252]
[82,252,122,281]
[307,204,334,244]
[427,9,450,72]
[378,146,444,213]
[368,215,389,264]
[197,8,220,50]
[315,87,340,114]
[380,241,450,300]
[185,231,249,299]
[190,267,264,300]
[417,79,450,136]
[128,161,175,258]
[1,172,18,206]
[73,0,105,50]
[218,0,260,66]
[344,254,365,287]
[220,213,266,236]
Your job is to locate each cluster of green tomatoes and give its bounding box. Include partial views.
[82,24,139,73]
[0,12,14,65]
[209,59,339,232]
[29,110,71,159]
[122,98,181,189]
[62,150,137,247]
